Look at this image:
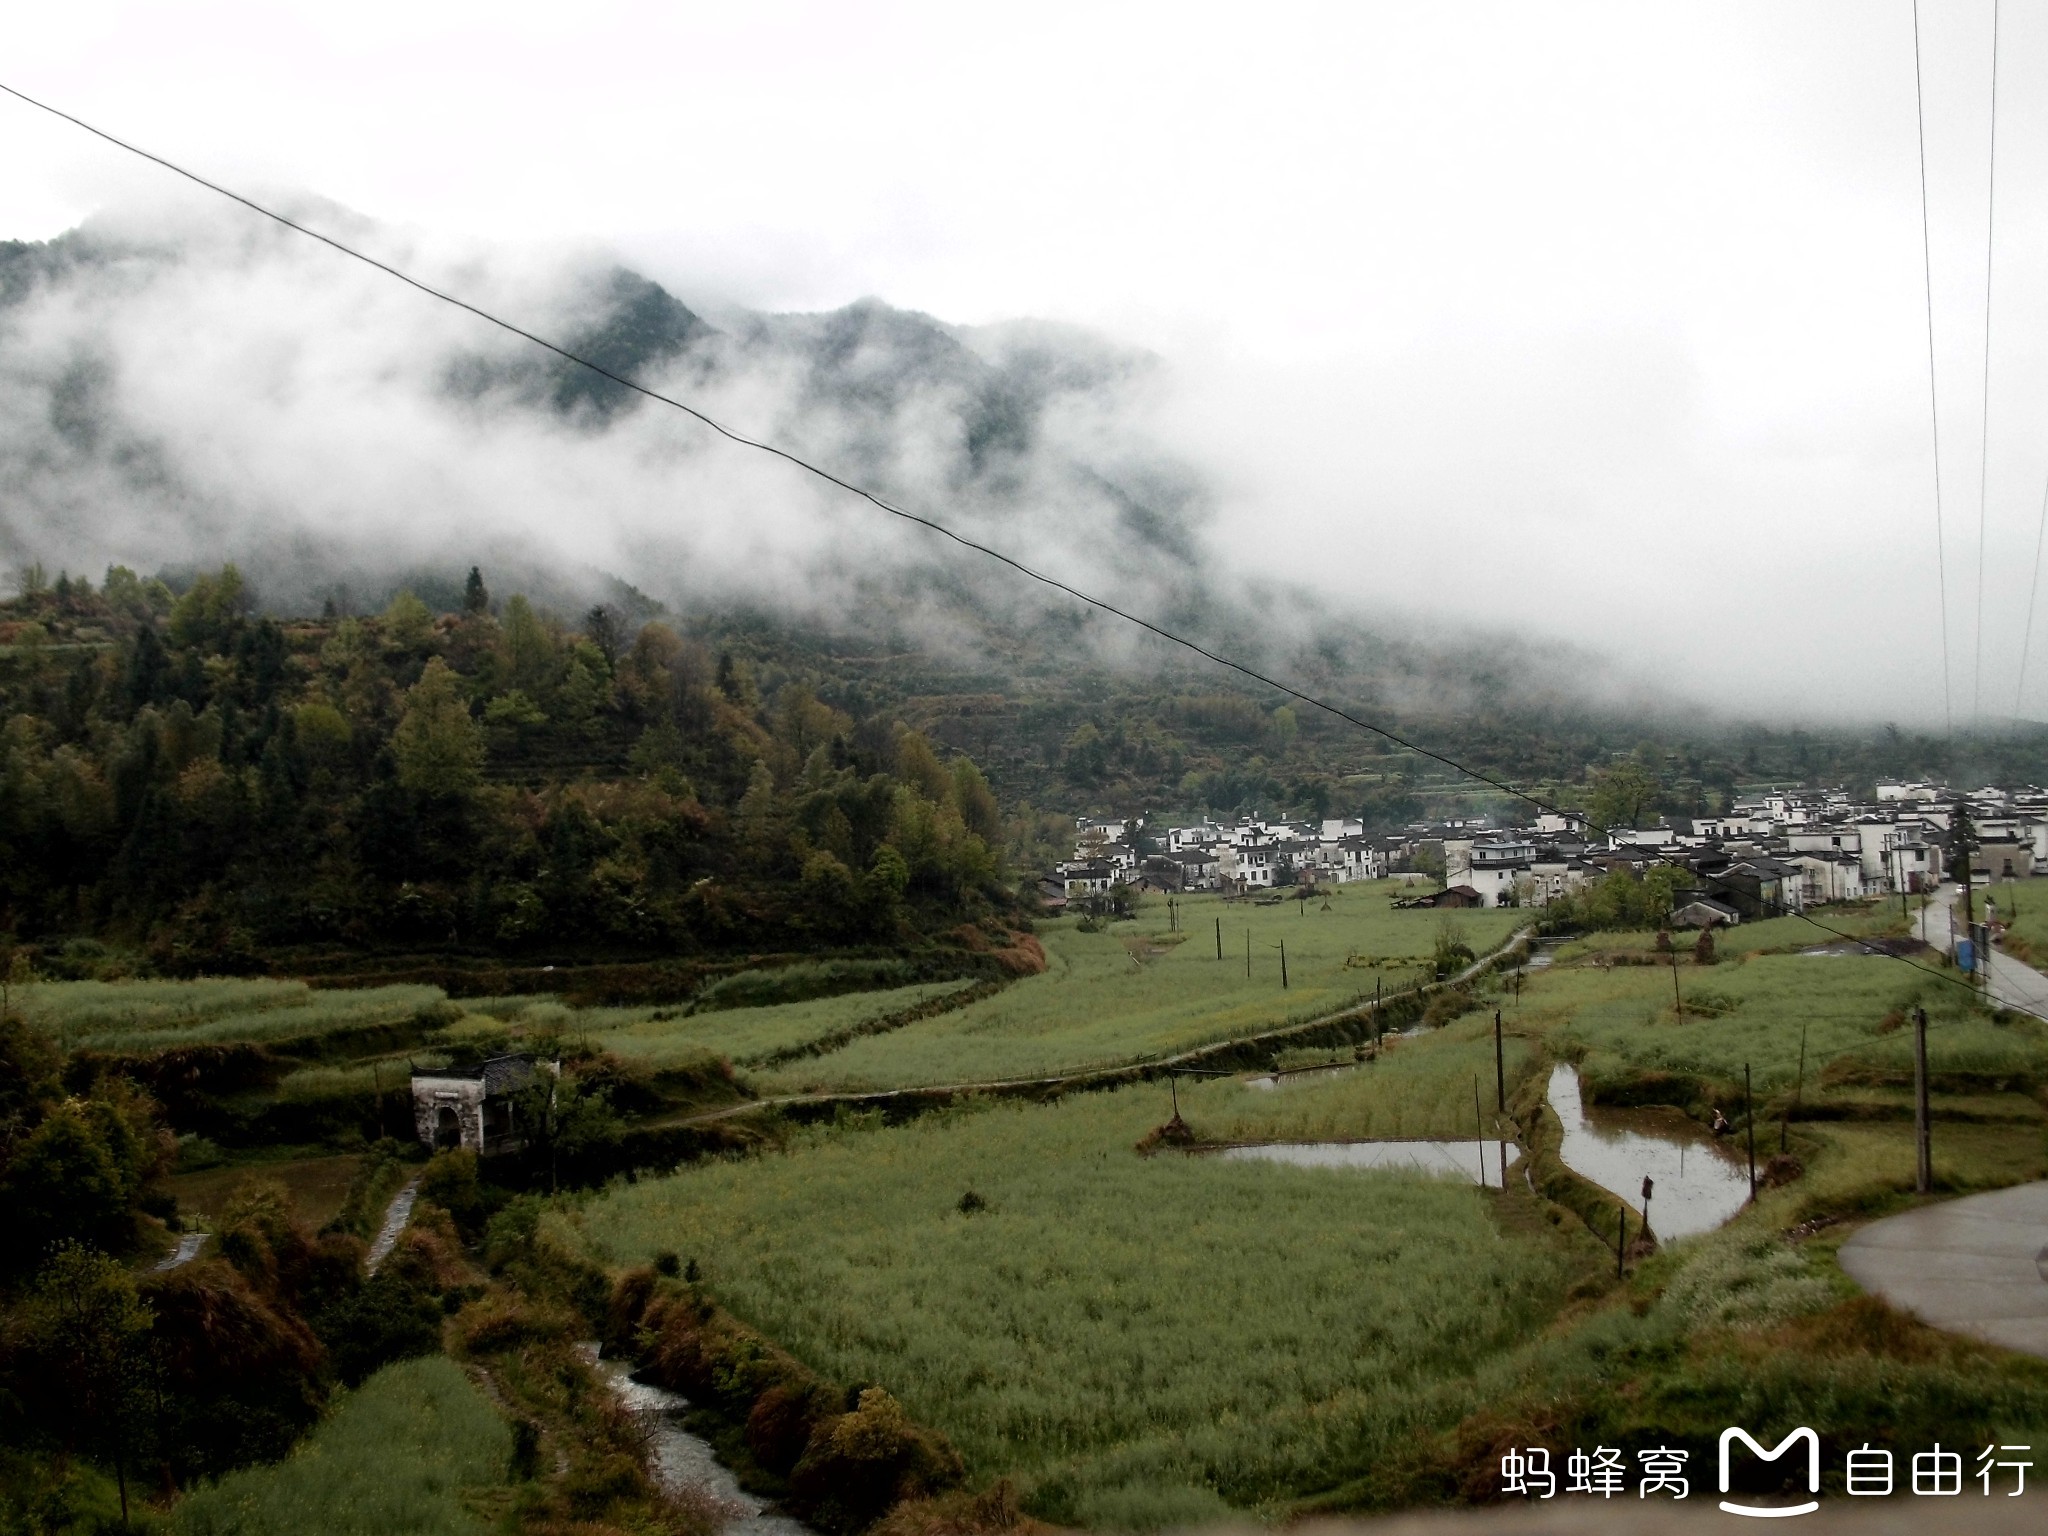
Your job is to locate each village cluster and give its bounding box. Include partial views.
[1044,780,2048,922]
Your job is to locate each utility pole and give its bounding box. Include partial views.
[1956,798,1978,987]
[1493,1009,1506,1112]
[1784,1023,1806,1154]
[1473,1075,1485,1187]
[1744,1062,1757,1202]
[1914,1006,1932,1194]
[1279,940,1288,989]
[1246,928,1252,978]
[1216,917,1222,961]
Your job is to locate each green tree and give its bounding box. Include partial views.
[463,566,490,614]
[20,1244,155,1523]
[951,759,1002,845]
[167,565,248,650]
[1586,761,1660,837]
[382,589,434,651]
[390,659,484,797]
[504,595,556,695]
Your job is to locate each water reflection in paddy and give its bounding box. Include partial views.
[1546,1063,1750,1239]
[1221,1139,1516,1188]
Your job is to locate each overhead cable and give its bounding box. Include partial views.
[1973,0,2000,725]
[1912,0,1958,739]
[0,77,2012,1010]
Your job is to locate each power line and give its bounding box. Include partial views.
[0,77,1550,813]
[1913,0,1957,739]
[1973,0,2000,725]
[0,78,2010,1012]
[2016,474,2048,716]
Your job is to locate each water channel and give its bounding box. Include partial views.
[1545,1063,1750,1239]
[581,1344,812,1536]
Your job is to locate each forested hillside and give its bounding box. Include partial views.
[0,564,1011,968]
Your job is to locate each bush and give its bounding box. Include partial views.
[315,1266,445,1387]
[790,1387,965,1535]
[747,1382,832,1477]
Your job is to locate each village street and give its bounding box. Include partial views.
[1911,882,2048,1021]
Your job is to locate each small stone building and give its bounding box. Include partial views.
[410,1054,549,1156]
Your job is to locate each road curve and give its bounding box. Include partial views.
[1838,1181,2048,1360]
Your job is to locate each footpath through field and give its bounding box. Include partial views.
[660,924,1536,1128]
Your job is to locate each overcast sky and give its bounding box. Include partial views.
[6,2,2047,726]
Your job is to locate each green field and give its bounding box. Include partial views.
[592,981,977,1071]
[16,979,445,1054]
[172,1356,508,1536]
[1174,1009,1536,1144]
[747,887,1523,1094]
[573,1061,1585,1530]
[1520,949,2024,1096]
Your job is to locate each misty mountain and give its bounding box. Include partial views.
[8,198,2020,802]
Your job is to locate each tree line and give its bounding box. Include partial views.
[0,565,1013,967]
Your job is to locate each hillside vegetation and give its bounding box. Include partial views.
[0,565,1015,968]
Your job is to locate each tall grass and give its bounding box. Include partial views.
[574,1076,1580,1528]
[1180,1012,1535,1143]
[1522,952,2025,1094]
[20,980,447,1054]
[172,1356,508,1536]
[751,887,1524,1093]
[593,981,976,1071]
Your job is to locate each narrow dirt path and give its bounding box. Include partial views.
[151,1231,208,1271]
[660,926,1534,1128]
[366,1174,422,1274]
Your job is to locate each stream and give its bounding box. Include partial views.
[581,1344,812,1536]
[1545,1063,1750,1239]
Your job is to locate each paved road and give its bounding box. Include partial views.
[1913,881,2048,1019]
[1838,1181,2048,1360]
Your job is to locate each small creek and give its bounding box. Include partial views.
[581,1344,812,1536]
[1546,1063,1750,1239]
[1221,1139,1517,1188]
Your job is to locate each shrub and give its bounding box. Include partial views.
[790,1387,965,1535]
[747,1381,832,1476]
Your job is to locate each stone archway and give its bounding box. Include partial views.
[435,1105,462,1151]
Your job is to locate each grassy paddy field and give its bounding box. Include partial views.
[171,1357,508,1536]
[745,887,1524,1094]
[572,1064,1593,1530]
[574,902,2048,1525]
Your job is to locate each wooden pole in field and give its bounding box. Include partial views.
[1493,1010,1506,1111]
[1216,917,1222,960]
[1472,1075,1485,1185]
[1745,1062,1757,1202]
[1246,928,1252,978]
[1279,940,1288,989]
[1783,1024,1806,1153]
[1914,1007,1932,1194]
